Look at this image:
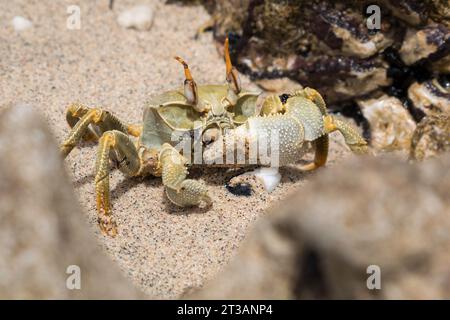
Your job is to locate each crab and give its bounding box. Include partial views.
[60,38,368,236]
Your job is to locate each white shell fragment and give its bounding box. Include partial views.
[117,5,154,31]
[250,167,281,193]
[12,16,32,31]
[357,94,416,151]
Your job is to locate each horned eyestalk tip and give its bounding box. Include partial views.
[174,56,193,81]
[224,37,232,75]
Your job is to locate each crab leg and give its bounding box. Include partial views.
[159,143,211,207]
[95,130,141,236]
[61,104,140,157]
[298,134,329,171]
[65,103,99,142]
[294,87,329,171]
[323,115,368,154]
[293,87,367,169]
[293,87,328,115]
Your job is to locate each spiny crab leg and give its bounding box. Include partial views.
[292,87,328,115]
[323,115,368,154]
[159,143,212,207]
[95,130,141,237]
[298,135,328,171]
[61,103,140,158]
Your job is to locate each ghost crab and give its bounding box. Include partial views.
[60,38,368,236]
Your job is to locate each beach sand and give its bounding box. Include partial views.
[1,0,355,298]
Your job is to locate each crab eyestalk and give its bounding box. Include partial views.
[224,37,242,105]
[174,56,206,113]
[202,127,220,145]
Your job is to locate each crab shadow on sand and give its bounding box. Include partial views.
[70,144,316,217]
[111,163,315,215]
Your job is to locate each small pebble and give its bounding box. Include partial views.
[12,16,32,31]
[251,167,281,193]
[117,5,154,31]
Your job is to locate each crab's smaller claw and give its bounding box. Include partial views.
[159,143,212,207]
[166,180,212,207]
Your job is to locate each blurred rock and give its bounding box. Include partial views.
[408,78,450,116]
[410,113,450,161]
[399,24,449,66]
[357,94,416,152]
[0,105,144,299]
[189,154,450,299]
[117,5,155,31]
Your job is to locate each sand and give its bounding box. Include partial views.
[1,0,353,298]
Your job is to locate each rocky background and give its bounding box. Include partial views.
[196,1,449,102]
[185,0,450,155]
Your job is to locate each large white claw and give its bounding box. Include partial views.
[203,114,306,166]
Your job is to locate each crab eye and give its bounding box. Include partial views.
[174,56,200,107]
[279,93,291,104]
[202,128,219,145]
